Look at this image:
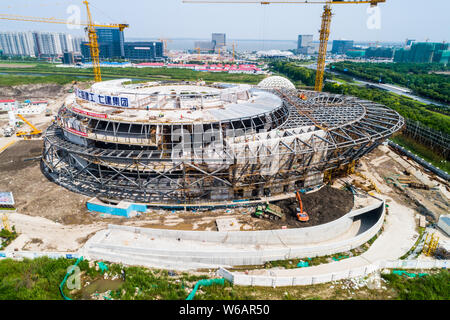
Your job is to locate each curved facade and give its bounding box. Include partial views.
[41,79,404,204]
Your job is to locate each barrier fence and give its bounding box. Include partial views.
[217,259,449,287]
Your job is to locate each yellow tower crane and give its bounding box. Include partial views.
[183,0,386,91]
[0,1,129,82]
[159,38,173,56]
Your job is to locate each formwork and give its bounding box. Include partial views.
[41,79,404,205]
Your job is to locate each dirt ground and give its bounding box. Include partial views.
[273,185,354,228]
[357,145,449,222]
[0,140,93,224]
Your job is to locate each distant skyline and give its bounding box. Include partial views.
[0,0,448,43]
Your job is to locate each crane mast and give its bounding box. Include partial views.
[83,1,102,82]
[314,3,332,91]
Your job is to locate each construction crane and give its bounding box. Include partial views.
[183,0,386,91]
[15,114,42,139]
[159,38,173,56]
[0,1,129,82]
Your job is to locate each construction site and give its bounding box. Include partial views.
[0,0,449,301]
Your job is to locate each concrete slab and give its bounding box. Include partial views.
[216,218,240,232]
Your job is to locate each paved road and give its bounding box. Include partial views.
[241,195,417,278]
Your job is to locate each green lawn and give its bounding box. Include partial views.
[0,62,265,87]
[0,257,448,300]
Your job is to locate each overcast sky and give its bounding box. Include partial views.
[0,0,448,42]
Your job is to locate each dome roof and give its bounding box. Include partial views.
[258,76,296,90]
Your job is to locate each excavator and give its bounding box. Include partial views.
[15,114,42,140]
[296,190,309,222]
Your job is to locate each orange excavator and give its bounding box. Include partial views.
[296,190,309,222]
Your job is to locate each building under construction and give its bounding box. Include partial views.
[41,77,404,205]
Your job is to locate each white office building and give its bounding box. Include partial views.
[0,32,36,57]
[0,31,83,57]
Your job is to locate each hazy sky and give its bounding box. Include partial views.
[0,0,448,42]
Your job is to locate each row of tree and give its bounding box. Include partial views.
[269,61,450,135]
[329,62,450,104]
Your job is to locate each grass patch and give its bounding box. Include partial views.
[381,270,450,300]
[0,74,91,87]
[0,226,18,250]
[0,63,265,87]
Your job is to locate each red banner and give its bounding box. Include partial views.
[72,106,107,119]
[67,127,88,137]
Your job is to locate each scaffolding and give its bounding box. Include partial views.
[422,233,439,257]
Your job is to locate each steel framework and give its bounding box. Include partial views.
[41,85,404,205]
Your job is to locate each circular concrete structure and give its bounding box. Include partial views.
[41,79,404,204]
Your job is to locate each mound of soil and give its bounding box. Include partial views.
[273,185,354,228]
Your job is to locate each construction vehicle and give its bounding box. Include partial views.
[183,0,386,92]
[15,114,42,139]
[2,126,15,137]
[299,93,307,101]
[0,1,129,82]
[295,190,309,222]
[254,203,285,220]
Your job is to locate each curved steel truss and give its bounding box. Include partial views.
[41,88,404,204]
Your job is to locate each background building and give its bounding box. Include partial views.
[81,27,125,60]
[0,32,36,57]
[394,42,449,63]
[297,34,313,55]
[212,33,226,47]
[0,31,82,58]
[331,40,354,55]
[345,49,366,59]
[62,51,74,65]
[364,47,394,59]
[124,42,164,61]
[194,40,215,53]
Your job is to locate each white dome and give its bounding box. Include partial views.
[258,76,296,90]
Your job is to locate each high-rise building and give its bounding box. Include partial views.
[0,31,82,58]
[124,42,164,61]
[81,27,125,60]
[212,33,226,47]
[194,40,215,53]
[297,35,313,54]
[62,51,75,65]
[394,42,449,63]
[0,32,36,57]
[33,32,63,56]
[365,47,394,59]
[331,40,354,55]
